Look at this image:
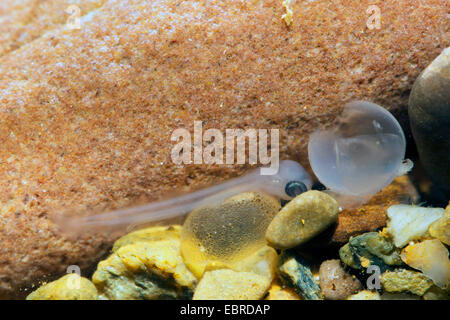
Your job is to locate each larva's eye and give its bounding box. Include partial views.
[285,181,307,198]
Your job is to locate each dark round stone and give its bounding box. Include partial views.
[409,48,450,197]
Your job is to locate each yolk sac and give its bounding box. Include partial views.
[308,101,406,197]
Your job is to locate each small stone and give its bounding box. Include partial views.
[346,290,381,300]
[266,191,339,249]
[428,204,450,245]
[401,239,450,289]
[112,225,182,252]
[265,281,302,300]
[26,274,98,300]
[319,259,362,300]
[232,246,278,282]
[380,269,434,296]
[181,192,280,278]
[201,245,278,283]
[92,239,197,300]
[193,269,270,300]
[386,204,444,248]
[339,232,403,272]
[409,47,450,198]
[423,286,450,300]
[277,250,323,300]
[380,292,421,300]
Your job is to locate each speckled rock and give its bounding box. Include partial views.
[278,250,323,300]
[409,48,450,198]
[193,269,270,300]
[266,191,339,249]
[26,274,98,300]
[339,232,403,272]
[381,269,434,296]
[0,0,107,58]
[0,0,447,298]
[92,239,197,300]
[319,259,362,300]
[327,176,419,245]
[428,204,450,245]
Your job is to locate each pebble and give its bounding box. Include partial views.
[423,286,450,300]
[277,250,323,300]
[26,274,98,300]
[92,239,197,300]
[380,269,434,296]
[409,48,450,198]
[380,292,421,300]
[428,204,450,245]
[200,245,278,283]
[266,191,339,249]
[346,290,380,300]
[265,281,302,300]
[386,204,444,248]
[400,239,450,289]
[181,192,280,278]
[339,232,403,272]
[193,269,271,300]
[319,259,362,300]
[232,246,278,282]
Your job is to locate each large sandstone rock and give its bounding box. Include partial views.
[0,0,448,298]
[0,0,107,58]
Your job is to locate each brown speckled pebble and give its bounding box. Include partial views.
[266,191,339,249]
[319,259,362,300]
[0,0,447,298]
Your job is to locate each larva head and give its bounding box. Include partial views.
[308,101,406,196]
[260,160,312,200]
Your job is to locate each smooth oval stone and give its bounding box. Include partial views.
[409,48,450,197]
[265,191,339,249]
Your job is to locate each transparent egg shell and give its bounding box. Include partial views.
[308,101,406,196]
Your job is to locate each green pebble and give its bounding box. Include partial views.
[277,250,323,300]
[339,232,403,272]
